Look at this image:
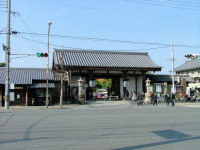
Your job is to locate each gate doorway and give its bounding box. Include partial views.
[87,78,120,101]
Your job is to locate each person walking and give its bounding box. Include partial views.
[152,93,158,106]
[171,92,176,106]
[165,94,170,106]
[125,90,129,101]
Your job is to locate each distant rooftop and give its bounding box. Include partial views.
[0,68,54,85]
[174,58,200,72]
[146,74,194,83]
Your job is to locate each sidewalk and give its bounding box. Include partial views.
[176,102,200,108]
[0,101,128,111]
[1,101,200,111]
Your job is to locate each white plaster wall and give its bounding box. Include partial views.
[137,76,143,93]
[71,76,86,85]
[120,77,136,98]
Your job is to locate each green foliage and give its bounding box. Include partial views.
[102,79,112,89]
[95,80,102,88]
[0,62,6,67]
[93,79,112,91]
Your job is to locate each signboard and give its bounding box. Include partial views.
[123,81,129,87]
[10,92,14,101]
[156,85,162,93]
[17,94,21,99]
[15,87,23,90]
[150,86,153,92]
[10,84,14,89]
[89,80,95,87]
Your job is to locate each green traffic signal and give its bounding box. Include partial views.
[36,53,48,57]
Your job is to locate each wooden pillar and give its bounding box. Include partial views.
[25,87,28,106]
[67,70,71,103]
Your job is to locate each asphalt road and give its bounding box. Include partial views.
[0,102,200,150]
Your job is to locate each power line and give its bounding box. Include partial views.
[14,31,170,46]
[143,0,200,8]
[10,31,200,48]
[11,55,34,60]
[11,34,45,64]
[165,0,200,5]
[124,0,200,11]
[12,34,171,52]
[16,13,42,51]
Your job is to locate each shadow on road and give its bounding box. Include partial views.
[113,130,200,150]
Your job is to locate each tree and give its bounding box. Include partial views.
[102,79,112,89]
[94,80,102,92]
[0,62,6,67]
[95,79,112,90]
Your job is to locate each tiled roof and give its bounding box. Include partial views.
[53,50,162,71]
[0,68,54,85]
[174,59,200,72]
[146,74,172,83]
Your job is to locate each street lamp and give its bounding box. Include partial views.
[46,21,52,108]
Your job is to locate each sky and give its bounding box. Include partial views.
[0,0,200,74]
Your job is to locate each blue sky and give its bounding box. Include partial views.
[0,0,200,74]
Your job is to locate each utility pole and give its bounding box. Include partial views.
[60,50,64,109]
[5,0,11,109]
[46,21,52,108]
[171,42,175,94]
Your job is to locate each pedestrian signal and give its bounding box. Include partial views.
[36,53,48,57]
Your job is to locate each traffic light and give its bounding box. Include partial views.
[185,54,192,59]
[36,53,48,57]
[185,54,199,59]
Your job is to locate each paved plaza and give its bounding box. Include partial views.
[0,101,200,150]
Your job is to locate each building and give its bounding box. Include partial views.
[52,49,162,103]
[0,50,163,106]
[146,74,194,99]
[0,68,57,106]
[174,58,200,97]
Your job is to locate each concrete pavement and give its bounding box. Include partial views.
[0,101,200,150]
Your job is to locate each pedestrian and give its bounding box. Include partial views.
[153,93,158,106]
[125,90,129,101]
[171,92,176,106]
[137,91,144,105]
[130,90,136,105]
[165,94,170,106]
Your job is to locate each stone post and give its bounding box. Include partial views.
[78,77,85,104]
[164,82,168,95]
[145,78,151,104]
